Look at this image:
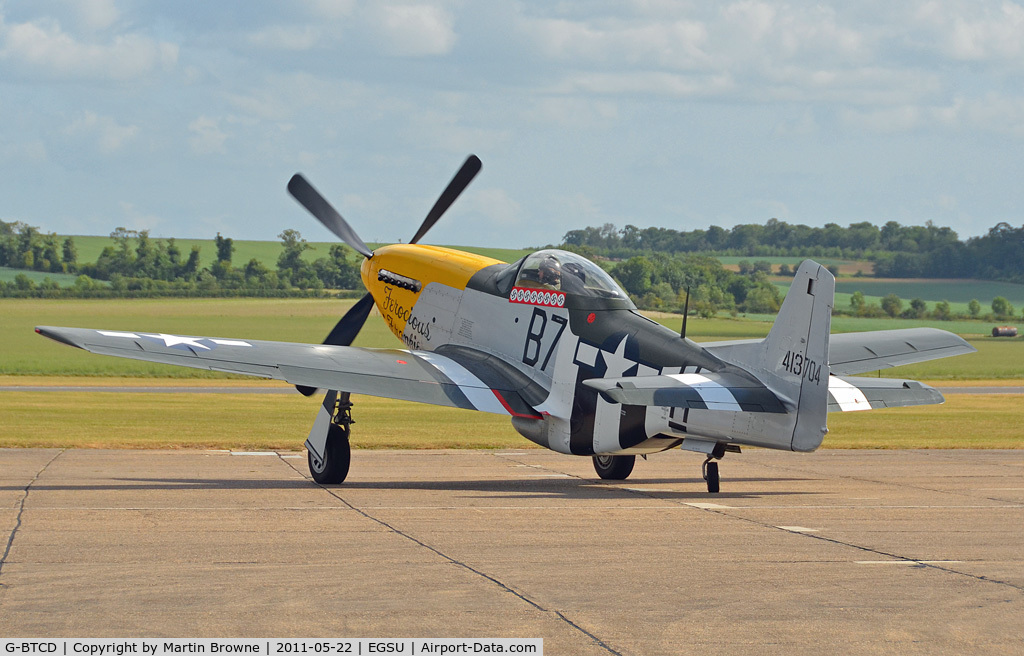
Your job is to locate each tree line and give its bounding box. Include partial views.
[561,219,1024,282]
[2,219,1019,322]
[0,220,361,298]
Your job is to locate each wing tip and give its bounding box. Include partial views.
[35,326,84,350]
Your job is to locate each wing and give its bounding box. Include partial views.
[35,326,541,419]
[582,372,788,413]
[828,375,943,412]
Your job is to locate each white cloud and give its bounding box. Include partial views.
[916,1,1024,62]
[188,116,228,155]
[247,25,323,51]
[462,187,522,228]
[0,139,48,164]
[303,0,358,20]
[0,15,178,80]
[364,3,456,56]
[74,0,120,32]
[521,96,619,128]
[840,105,922,133]
[65,111,139,153]
[553,71,735,98]
[528,16,709,68]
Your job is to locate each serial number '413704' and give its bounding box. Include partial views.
[781,350,822,384]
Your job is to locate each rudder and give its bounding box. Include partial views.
[758,260,835,451]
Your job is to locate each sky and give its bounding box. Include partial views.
[1,1,1022,248]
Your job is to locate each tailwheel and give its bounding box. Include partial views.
[703,458,720,494]
[309,422,351,484]
[700,443,736,493]
[592,454,635,480]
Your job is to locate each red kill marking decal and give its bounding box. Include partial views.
[587,312,596,324]
[509,286,566,308]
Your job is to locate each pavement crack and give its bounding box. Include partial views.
[279,454,624,656]
[0,449,64,591]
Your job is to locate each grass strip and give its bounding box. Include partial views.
[1,391,1020,450]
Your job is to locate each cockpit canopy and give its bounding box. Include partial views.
[496,249,631,304]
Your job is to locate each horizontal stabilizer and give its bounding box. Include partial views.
[705,327,974,375]
[828,375,943,412]
[582,372,787,413]
[828,328,975,375]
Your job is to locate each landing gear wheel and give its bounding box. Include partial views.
[592,454,635,480]
[309,423,351,484]
[703,460,720,494]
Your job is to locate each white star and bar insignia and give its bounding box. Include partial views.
[96,330,251,350]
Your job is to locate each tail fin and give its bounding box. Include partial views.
[760,260,834,450]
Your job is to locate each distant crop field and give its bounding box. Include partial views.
[832,278,1024,306]
[718,256,875,276]
[769,277,1024,320]
[67,235,530,271]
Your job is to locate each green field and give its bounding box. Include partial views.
[0,390,1018,450]
[0,267,108,287]
[4,296,1023,450]
[67,234,531,270]
[0,391,524,450]
[3,297,397,376]
[5,297,1022,379]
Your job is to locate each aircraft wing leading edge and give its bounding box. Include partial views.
[34,326,540,418]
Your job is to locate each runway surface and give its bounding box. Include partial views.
[1,448,1022,654]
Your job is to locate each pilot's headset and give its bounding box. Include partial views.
[538,257,562,287]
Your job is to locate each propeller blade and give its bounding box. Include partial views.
[296,292,376,396]
[408,155,482,245]
[323,292,375,346]
[288,174,374,259]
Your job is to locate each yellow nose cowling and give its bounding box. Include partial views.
[360,244,503,341]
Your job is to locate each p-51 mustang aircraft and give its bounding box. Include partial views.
[37,155,975,492]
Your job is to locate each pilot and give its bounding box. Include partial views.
[537,256,562,289]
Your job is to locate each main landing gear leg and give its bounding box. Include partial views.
[308,391,353,485]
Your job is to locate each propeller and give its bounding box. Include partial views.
[288,155,482,396]
[288,174,373,259]
[409,155,481,245]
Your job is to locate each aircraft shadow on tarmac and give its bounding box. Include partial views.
[1,476,816,499]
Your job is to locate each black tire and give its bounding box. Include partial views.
[592,454,635,480]
[705,461,720,494]
[308,423,351,484]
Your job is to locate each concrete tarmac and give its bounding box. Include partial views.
[1,448,1022,654]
